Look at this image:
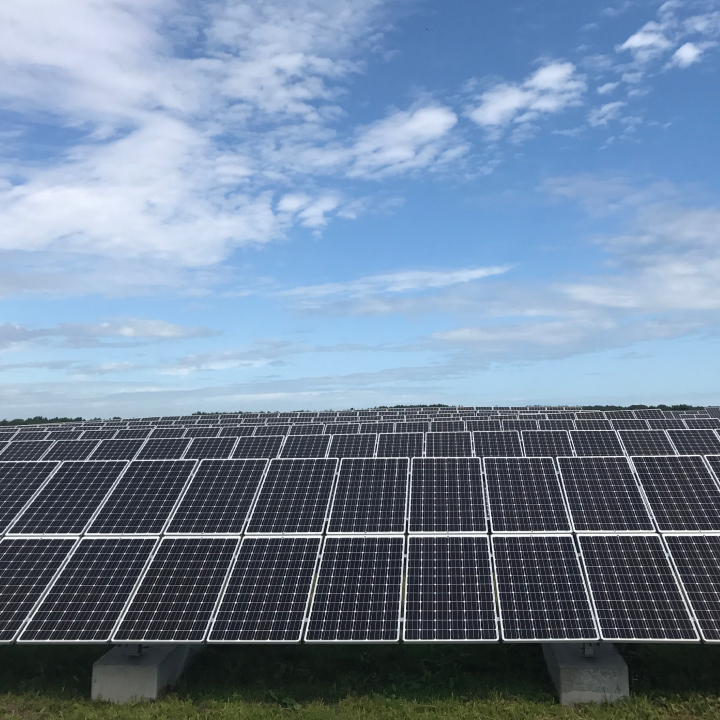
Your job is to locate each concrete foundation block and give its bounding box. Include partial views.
[92,644,200,703]
[542,643,629,706]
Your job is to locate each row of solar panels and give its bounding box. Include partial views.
[2,454,720,537]
[2,428,720,463]
[1,532,720,644]
[3,418,720,441]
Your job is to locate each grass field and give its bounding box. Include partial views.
[2,642,720,719]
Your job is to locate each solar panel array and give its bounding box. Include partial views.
[1,404,720,644]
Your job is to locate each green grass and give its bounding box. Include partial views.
[2,643,720,719]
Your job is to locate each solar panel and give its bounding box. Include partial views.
[430,420,465,432]
[113,537,238,642]
[521,430,574,458]
[19,537,157,642]
[619,430,676,456]
[360,422,394,434]
[150,427,186,439]
[0,462,59,534]
[425,432,473,457]
[8,461,127,535]
[115,428,152,440]
[166,459,267,534]
[208,536,321,642]
[325,423,360,435]
[648,419,687,430]
[87,460,196,534]
[631,455,720,531]
[575,419,613,431]
[328,433,376,458]
[667,429,720,455]
[665,534,720,642]
[233,436,283,459]
[578,534,697,641]
[404,535,497,641]
[280,434,330,459]
[473,431,523,458]
[408,458,486,532]
[558,456,654,532]
[503,419,538,431]
[0,441,53,462]
[183,437,237,459]
[184,427,221,438]
[42,440,99,462]
[466,420,502,432]
[289,424,324,435]
[219,425,255,437]
[685,418,720,430]
[48,431,83,441]
[254,425,288,436]
[12,431,48,441]
[89,439,144,461]
[376,432,424,458]
[484,457,571,532]
[246,458,338,534]
[81,430,117,440]
[305,536,403,642]
[492,535,598,641]
[569,430,624,456]
[538,419,575,431]
[0,538,76,642]
[328,458,408,534]
[395,421,429,433]
[612,419,649,430]
[135,438,191,460]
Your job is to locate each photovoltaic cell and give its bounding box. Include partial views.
[113,537,238,642]
[328,433,376,458]
[289,424,324,435]
[184,427,221,438]
[425,432,473,457]
[0,441,53,462]
[135,438,191,460]
[667,430,720,455]
[254,425,288,436]
[183,437,237,459]
[167,459,267,534]
[612,419,649,430]
[558,456,654,532]
[150,427,186,439]
[377,432,424,458]
[466,420,502,432]
[484,458,571,532]
[48,431,83,440]
[89,439,144,461]
[325,423,360,435]
[521,431,574,458]
[9,462,127,535]
[539,419,575,431]
[409,458,486,532]
[19,537,157,642]
[648,419,687,430]
[395,421,429,433]
[569,430,624,457]
[0,538,76,642]
[665,535,720,642]
[87,460,196,534]
[81,430,117,440]
[631,455,720,531]
[219,425,255,437]
[619,430,676,456]
[473,431,523,458]
[578,534,697,640]
[503,419,538,431]
[360,422,394,434]
[115,429,152,440]
[305,536,403,642]
[404,536,497,641]
[430,420,465,432]
[328,458,408,533]
[246,459,338,534]
[0,462,59,533]
[208,536,320,642]
[43,440,99,462]
[492,535,598,641]
[232,436,283,459]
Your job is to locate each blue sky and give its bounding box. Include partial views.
[1,0,720,417]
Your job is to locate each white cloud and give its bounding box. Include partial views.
[588,101,626,126]
[279,266,511,308]
[468,62,586,134]
[617,20,673,63]
[668,42,704,67]
[597,81,620,94]
[0,0,469,293]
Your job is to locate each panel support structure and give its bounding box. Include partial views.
[542,643,629,706]
[91,644,200,703]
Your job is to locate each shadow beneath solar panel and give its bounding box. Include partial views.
[2,643,720,706]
